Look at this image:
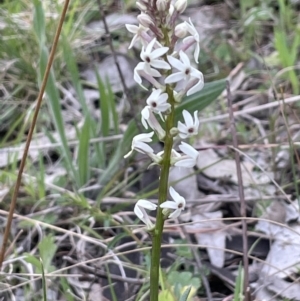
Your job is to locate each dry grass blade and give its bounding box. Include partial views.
[226,81,250,301]
[0,0,71,269]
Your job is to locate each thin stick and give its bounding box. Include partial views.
[0,0,70,269]
[201,94,300,123]
[226,81,250,300]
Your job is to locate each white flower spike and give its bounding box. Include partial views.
[177,110,199,138]
[183,18,200,63]
[172,141,198,168]
[125,24,149,49]
[124,132,154,158]
[160,186,186,218]
[134,199,157,229]
[165,51,204,96]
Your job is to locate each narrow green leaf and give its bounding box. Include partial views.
[233,263,244,301]
[96,74,110,137]
[78,117,91,186]
[32,2,79,185]
[38,235,57,272]
[40,258,47,301]
[32,0,45,45]
[106,80,119,135]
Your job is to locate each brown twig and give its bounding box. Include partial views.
[96,0,142,132]
[226,81,250,301]
[0,0,70,269]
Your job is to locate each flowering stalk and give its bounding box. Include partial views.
[125,1,203,300]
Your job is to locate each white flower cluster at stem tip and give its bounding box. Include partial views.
[124,0,204,229]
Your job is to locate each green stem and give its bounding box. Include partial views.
[149,85,175,301]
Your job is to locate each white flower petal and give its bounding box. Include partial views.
[145,38,156,53]
[133,132,154,142]
[182,110,194,127]
[167,55,185,70]
[134,204,144,219]
[179,51,190,68]
[187,78,204,96]
[179,142,198,158]
[193,111,199,128]
[134,141,154,154]
[125,24,138,34]
[160,200,178,210]
[137,199,157,210]
[124,149,133,158]
[194,43,200,63]
[151,47,169,59]
[169,186,182,202]
[134,66,143,85]
[151,59,171,70]
[165,72,184,84]
[168,209,181,219]
[174,158,195,167]
[134,200,157,229]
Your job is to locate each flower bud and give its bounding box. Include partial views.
[157,0,167,11]
[169,4,174,16]
[170,127,179,137]
[175,23,188,38]
[137,13,154,28]
[174,0,187,13]
[162,207,172,219]
[136,1,147,11]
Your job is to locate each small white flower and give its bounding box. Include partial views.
[140,38,170,73]
[165,51,204,96]
[134,199,157,229]
[171,141,198,168]
[134,38,170,86]
[124,132,154,158]
[125,24,149,49]
[178,110,199,138]
[183,18,200,63]
[160,186,186,218]
[141,107,166,140]
[146,89,170,114]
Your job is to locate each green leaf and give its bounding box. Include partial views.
[179,286,192,301]
[233,263,244,301]
[33,0,45,45]
[25,253,42,274]
[159,289,175,301]
[38,235,57,272]
[175,79,226,121]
